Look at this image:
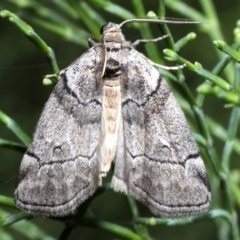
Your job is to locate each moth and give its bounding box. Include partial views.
[15,18,211,218]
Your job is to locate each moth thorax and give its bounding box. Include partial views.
[103,33,125,43]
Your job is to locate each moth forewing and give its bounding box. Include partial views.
[15,47,103,217]
[15,19,211,218]
[111,45,211,218]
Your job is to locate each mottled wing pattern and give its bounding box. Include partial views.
[112,48,211,218]
[15,48,103,216]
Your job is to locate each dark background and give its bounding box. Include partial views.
[0,0,240,239]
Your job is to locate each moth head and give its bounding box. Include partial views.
[100,22,125,43]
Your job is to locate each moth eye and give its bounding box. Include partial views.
[100,24,107,34]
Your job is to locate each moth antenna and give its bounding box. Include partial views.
[119,17,206,27]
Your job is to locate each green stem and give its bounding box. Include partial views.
[0,138,26,153]
[59,227,73,240]
[0,110,30,146]
[81,217,142,240]
[0,195,16,209]
[222,180,240,240]
[214,41,240,63]
[0,10,59,74]
[164,50,239,93]
[0,212,32,227]
[192,107,222,176]
[222,108,240,171]
[199,0,224,41]
[137,209,231,226]
[131,1,161,63]
[206,117,240,156]
[126,197,154,240]
[219,62,240,240]
[165,0,206,21]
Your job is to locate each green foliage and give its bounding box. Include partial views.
[0,0,240,239]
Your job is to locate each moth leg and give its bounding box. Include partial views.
[150,60,187,70]
[132,35,169,47]
[88,38,101,47]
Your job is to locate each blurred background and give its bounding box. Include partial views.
[0,0,240,239]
